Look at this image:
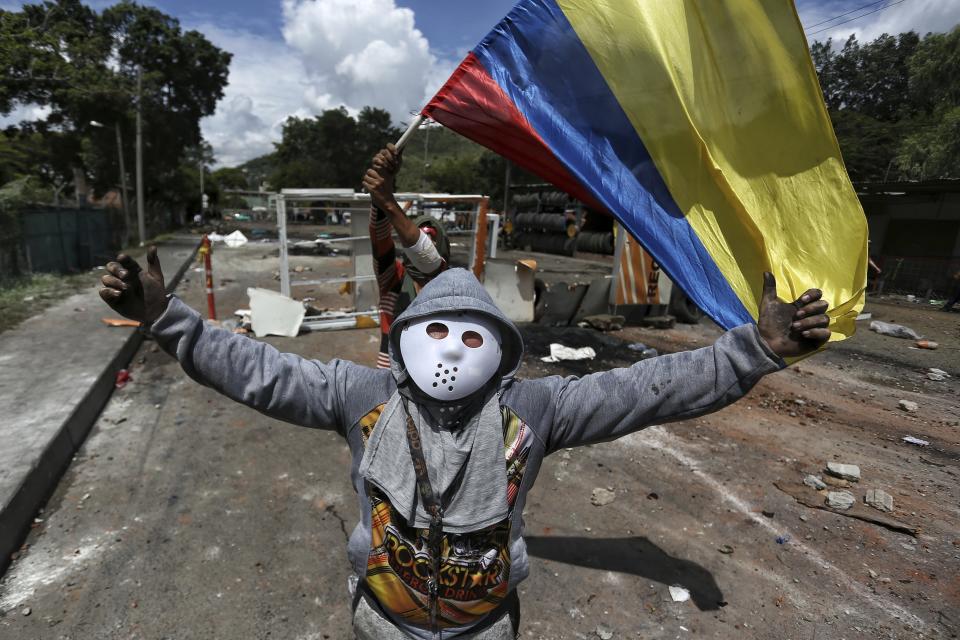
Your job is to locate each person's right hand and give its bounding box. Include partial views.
[99,246,169,325]
[372,143,402,184]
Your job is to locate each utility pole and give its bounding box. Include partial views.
[135,66,146,246]
[115,122,132,247]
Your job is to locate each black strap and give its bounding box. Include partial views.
[402,404,443,639]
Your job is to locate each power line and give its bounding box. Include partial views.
[806,0,910,37]
[804,0,888,31]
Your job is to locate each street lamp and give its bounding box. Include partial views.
[90,120,132,247]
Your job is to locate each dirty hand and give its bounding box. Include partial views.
[362,166,398,212]
[757,272,831,359]
[99,246,168,325]
[372,143,402,181]
[364,144,402,207]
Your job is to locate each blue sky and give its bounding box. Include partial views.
[3,0,957,165]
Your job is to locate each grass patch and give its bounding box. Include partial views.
[0,271,96,335]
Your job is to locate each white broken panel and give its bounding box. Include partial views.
[247,287,305,338]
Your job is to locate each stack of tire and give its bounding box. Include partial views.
[576,231,615,255]
[511,192,578,256]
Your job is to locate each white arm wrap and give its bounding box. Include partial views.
[402,229,443,274]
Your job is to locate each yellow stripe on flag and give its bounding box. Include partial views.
[558,0,868,338]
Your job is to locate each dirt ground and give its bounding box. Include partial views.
[1,242,958,639]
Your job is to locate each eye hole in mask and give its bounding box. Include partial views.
[426,322,448,339]
[462,331,483,348]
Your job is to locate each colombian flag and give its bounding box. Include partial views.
[422,0,868,339]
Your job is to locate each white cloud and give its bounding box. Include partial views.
[281,0,440,121]
[197,0,453,167]
[196,22,312,167]
[807,0,960,43]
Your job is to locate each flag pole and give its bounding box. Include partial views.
[395,114,425,152]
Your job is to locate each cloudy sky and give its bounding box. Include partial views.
[3,0,958,166]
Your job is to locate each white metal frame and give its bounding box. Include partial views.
[275,190,494,314]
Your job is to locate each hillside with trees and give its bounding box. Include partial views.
[811,27,960,182]
[0,0,230,239]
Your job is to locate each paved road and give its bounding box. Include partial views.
[1,242,956,639]
[0,240,198,574]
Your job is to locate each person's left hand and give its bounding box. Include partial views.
[757,272,831,359]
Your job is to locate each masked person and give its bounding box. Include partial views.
[100,219,830,640]
[364,144,451,369]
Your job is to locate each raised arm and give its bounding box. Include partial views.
[363,144,443,277]
[98,249,358,433]
[536,273,831,452]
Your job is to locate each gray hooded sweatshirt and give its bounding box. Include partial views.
[151,268,783,638]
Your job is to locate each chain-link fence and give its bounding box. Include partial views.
[873,255,960,299]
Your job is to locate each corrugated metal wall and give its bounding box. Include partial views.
[19,208,116,273]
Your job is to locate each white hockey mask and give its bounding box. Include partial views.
[399,311,503,401]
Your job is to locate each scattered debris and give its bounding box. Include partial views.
[774,482,918,536]
[717,544,735,554]
[579,314,625,331]
[101,317,141,328]
[825,462,860,482]
[247,287,306,338]
[865,489,894,513]
[627,342,659,359]
[898,400,919,412]
[595,624,614,640]
[915,340,938,350]
[869,320,922,340]
[646,492,659,500]
[825,490,855,510]
[541,344,597,363]
[775,535,790,544]
[856,312,872,321]
[590,487,616,506]
[761,509,775,518]
[639,315,675,330]
[822,475,850,488]
[114,369,131,389]
[902,436,930,446]
[928,368,950,378]
[223,230,248,248]
[21,607,31,616]
[927,372,947,381]
[668,586,691,602]
[803,474,827,490]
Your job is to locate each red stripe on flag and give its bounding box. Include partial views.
[424,53,604,212]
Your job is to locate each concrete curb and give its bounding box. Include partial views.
[0,241,199,574]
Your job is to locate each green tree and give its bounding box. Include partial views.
[0,0,230,216]
[269,106,400,189]
[811,28,959,182]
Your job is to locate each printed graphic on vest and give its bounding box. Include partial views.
[361,406,533,629]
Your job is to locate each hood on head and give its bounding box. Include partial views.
[389,268,525,388]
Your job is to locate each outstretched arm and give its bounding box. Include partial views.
[539,273,830,452]
[99,250,354,433]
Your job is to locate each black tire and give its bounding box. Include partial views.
[669,287,705,324]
